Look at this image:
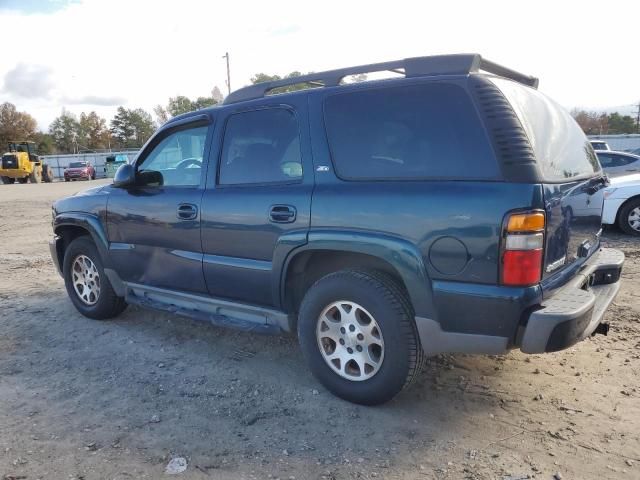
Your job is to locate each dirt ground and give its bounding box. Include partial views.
[0,180,638,480]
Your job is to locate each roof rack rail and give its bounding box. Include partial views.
[223,54,538,105]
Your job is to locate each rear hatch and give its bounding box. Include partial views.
[489,78,606,282]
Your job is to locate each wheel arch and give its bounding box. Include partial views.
[615,194,640,226]
[53,213,110,268]
[279,230,434,331]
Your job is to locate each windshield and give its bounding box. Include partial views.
[69,162,86,168]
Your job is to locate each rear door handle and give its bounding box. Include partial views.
[269,205,296,223]
[177,203,198,220]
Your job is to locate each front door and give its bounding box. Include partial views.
[200,101,313,307]
[106,122,211,294]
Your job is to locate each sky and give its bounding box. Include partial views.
[1,0,639,130]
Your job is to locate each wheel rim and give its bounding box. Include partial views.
[71,254,101,305]
[316,301,385,381]
[628,207,640,232]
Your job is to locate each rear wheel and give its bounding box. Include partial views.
[298,270,424,405]
[63,236,127,319]
[1,176,15,184]
[18,177,28,184]
[29,168,41,183]
[618,198,640,236]
[42,165,54,183]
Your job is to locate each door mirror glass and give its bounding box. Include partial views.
[113,163,136,188]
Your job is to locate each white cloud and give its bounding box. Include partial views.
[1,0,639,130]
[2,64,55,99]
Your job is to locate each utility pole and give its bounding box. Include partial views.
[222,52,231,95]
[635,100,640,134]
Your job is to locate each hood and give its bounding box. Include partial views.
[53,184,109,215]
[609,173,640,187]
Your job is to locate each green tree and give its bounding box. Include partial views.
[31,132,56,155]
[110,107,155,148]
[0,102,37,148]
[606,112,636,134]
[572,109,637,135]
[154,93,220,125]
[110,107,133,148]
[250,71,318,95]
[49,109,79,153]
[78,111,109,150]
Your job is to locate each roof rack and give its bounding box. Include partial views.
[223,53,539,105]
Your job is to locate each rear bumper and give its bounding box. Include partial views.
[519,248,624,353]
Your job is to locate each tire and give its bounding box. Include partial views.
[63,236,127,320]
[29,169,41,183]
[91,173,96,180]
[65,178,70,182]
[617,198,640,236]
[1,176,15,184]
[298,269,424,405]
[42,165,54,183]
[18,177,28,184]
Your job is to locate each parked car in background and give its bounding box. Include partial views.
[104,154,129,178]
[64,161,96,181]
[590,140,610,151]
[49,54,624,405]
[596,150,640,177]
[602,173,640,235]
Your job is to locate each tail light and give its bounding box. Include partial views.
[501,211,545,286]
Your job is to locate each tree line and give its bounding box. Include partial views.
[571,109,638,135]
[0,85,226,155]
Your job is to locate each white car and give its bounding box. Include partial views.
[602,173,640,235]
[596,150,640,177]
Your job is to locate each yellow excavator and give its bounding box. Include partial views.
[0,141,54,184]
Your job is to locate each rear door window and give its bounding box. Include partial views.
[218,108,302,185]
[490,78,601,181]
[323,83,499,180]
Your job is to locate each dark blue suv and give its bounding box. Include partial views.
[50,54,624,405]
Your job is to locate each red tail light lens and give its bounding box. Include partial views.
[502,250,543,286]
[501,211,545,287]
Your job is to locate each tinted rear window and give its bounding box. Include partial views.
[323,83,499,180]
[490,78,600,181]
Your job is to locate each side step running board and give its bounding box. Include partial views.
[124,283,288,335]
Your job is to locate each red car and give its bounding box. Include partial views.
[64,161,95,181]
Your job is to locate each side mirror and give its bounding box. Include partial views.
[113,163,135,188]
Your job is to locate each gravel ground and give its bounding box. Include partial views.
[0,180,638,480]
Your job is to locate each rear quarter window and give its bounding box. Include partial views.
[490,77,601,181]
[323,82,499,180]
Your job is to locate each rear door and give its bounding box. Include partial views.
[490,78,606,280]
[200,97,313,307]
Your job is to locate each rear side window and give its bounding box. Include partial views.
[491,78,601,181]
[218,108,302,185]
[323,83,499,180]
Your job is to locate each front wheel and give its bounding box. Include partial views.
[63,236,127,319]
[618,198,640,236]
[1,176,15,184]
[298,270,424,405]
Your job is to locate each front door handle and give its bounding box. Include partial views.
[269,205,296,223]
[177,203,198,220]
